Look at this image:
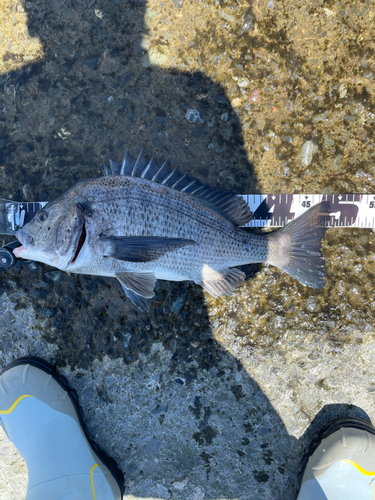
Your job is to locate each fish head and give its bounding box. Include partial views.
[13,198,86,270]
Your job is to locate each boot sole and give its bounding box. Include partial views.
[0,356,125,498]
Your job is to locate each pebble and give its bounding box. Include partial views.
[142,47,169,67]
[362,70,374,80]
[119,71,134,87]
[300,140,317,167]
[242,14,254,31]
[145,8,157,18]
[191,127,204,138]
[305,296,321,313]
[323,135,335,146]
[219,9,234,22]
[45,270,62,282]
[43,307,56,319]
[237,77,250,88]
[333,154,343,169]
[170,291,187,315]
[312,111,329,122]
[145,438,162,454]
[249,89,261,103]
[339,83,347,98]
[123,332,132,349]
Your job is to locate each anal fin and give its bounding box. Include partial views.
[200,267,245,298]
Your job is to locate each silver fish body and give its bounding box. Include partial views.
[14,151,330,310]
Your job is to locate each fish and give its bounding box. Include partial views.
[13,150,330,311]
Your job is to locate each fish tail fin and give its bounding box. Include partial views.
[266,201,330,288]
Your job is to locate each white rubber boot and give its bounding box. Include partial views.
[297,418,375,500]
[0,357,124,500]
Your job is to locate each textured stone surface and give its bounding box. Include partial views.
[0,428,27,500]
[0,0,375,498]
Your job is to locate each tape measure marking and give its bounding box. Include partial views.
[241,194,375,228]
[3,196,375,233]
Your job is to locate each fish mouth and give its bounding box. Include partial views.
[13,229,34,258]
[71,221,86,264]
[15,228,34,247]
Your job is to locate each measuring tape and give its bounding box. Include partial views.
[1,201,47,235]
[1,195,374,235]
[242,194,375,228]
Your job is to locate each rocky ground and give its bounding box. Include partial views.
[0,0,374,499]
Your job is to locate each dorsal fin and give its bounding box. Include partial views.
[102,149,253,226]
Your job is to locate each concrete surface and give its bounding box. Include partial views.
[0,0,375,498]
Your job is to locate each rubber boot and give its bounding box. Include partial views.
[0,357,124,500]
[297,417,375,500]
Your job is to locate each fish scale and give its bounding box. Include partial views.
[13,150,330,311]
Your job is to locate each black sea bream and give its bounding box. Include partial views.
[14,150,330,310]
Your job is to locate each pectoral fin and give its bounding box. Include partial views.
[115,271,157,311]
[103,236,197,262]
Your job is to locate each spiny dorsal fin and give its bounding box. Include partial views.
[103,149,253,226]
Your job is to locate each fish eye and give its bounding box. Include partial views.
[37,210,48,223]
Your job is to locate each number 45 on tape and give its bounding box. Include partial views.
[241,194,375,228]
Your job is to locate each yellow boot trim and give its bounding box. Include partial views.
[343,459,375,476]
[90,463,99,500]
[0,394,34,414]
